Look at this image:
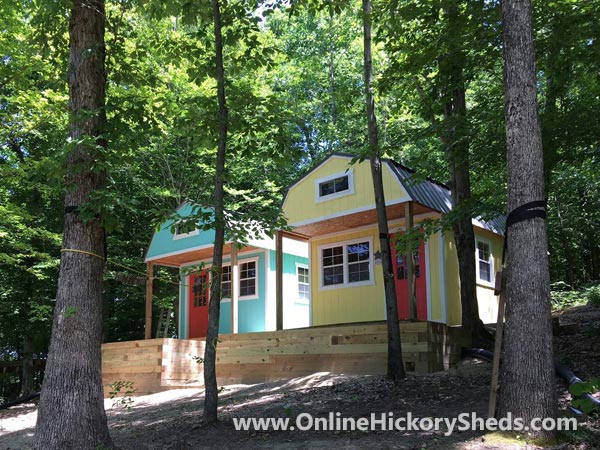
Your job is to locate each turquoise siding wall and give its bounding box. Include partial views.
[146,204,214,260]
[269,250,311,329]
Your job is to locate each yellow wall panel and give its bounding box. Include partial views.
[443,231,462,326]
[442,227,504,326]
[474,228,504,324]
[310,227,385,325]
[283,156,409,225]
[427,232,443,322]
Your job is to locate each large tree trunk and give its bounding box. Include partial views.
[363,0,405,381]
[203,0,228,424]
[438,1,490,347]
[497,0,556,437]
[34,1,113,448]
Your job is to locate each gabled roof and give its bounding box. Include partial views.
[284,153,505,235]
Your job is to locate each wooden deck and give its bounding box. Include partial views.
[101,321,470,396]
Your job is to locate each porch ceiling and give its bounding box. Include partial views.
[290,202,435,238]
[148,243,263,268]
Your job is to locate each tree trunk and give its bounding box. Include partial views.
[34,1,113,448]
[203,0,228,424]
[20,336,34,397]
[362,0,405,381]
[439,1,490,346]
[497,0,556,437]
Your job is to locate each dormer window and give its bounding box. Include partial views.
[315,170,354,202]
[320,175,348,197]
[174,220,199,239]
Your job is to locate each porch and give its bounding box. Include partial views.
[101,321,470,396]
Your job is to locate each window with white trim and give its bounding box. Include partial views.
[297,266,310,300]
[320,239,373,288]
[315,170,354,202]
[221,265,231,299]
[240,260,257,297]
[319,175,349,197]
[322,245,344,286]
[174,220,198,237]
[476,239,493,284]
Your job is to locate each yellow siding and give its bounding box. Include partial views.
[475,229,504,324]
[283,156,409,225]
[442,228,504,326]
[427,232,443,322]
[443,231,462,326]
[310,227,385,325]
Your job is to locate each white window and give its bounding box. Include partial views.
[221,265,231,299]
[297,265,310,301]
[173,220,199,239]
[239,260,257,297]
[476,238,493,285]
[319,238,373,289]
[217,259,258,301]
[315,170,354,202]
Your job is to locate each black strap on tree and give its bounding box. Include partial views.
[502,200,547,266]
[65,205,79,215]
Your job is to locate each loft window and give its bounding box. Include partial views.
[476,239,493,284]
[319,176,349,197]
[315,170,354,202]
[297,266,310,300]
[320,238,373,289]
[174,220,198,238]
[240,261,257,297]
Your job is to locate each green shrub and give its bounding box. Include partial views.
[550,288,585,310]
[569,378,600,414]
[585,285,600,307]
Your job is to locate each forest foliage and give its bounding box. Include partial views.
[0,0,599,401]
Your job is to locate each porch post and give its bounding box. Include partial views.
[405,201,417,320]
[145,262,154,339]
[276,231,283,330]
[231,242,239,334]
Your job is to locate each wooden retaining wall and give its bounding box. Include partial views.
[101,321,470,396]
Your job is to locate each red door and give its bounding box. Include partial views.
[391,234,428,320]
[188,271,210,338]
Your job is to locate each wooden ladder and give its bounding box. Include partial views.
[155,307,172,338]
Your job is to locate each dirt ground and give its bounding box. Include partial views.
[1,305,599,450]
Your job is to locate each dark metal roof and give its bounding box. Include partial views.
[387,161,453,214]
[386,160,505,235]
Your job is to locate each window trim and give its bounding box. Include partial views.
[173,220,199,240]
[475,237,494,287]
[314,169,355,203]
[296,262,310,304]
[197,256,260,303]
[318,236,374,290]
[238,258,259,300]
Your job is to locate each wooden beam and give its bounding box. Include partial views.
[279,230,310,242]
[276,231,283,330]
[230,243,239,334]
[488,270,506,418]
[405,201,417,320]
[145,262,154,339]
